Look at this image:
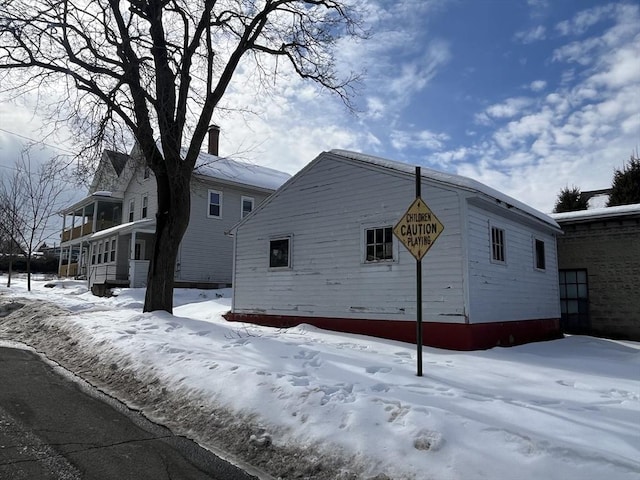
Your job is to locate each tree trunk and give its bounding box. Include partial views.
[26,254,31,291]
[143,167,191,313]
[7,255,12,288]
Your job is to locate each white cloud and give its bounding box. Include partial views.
[487,97,535,119]
[515,25,546,44]
[529,80,547,92]
[475,97,535,125]
[555,4,617,36]
[440,4,640,212]
[390,129,450,151]
[364,97,386,120]
[388,40,451,98]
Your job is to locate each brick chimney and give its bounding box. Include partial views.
[207,124,220,156]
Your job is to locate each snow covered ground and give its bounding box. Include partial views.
[0,275,638,480]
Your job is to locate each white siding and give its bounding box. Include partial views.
[122,168,157,222]
[121,164,272,285]
[466,201,560,322]
[233,155,467,322]
[178,179,272,284]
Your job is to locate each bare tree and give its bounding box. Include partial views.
[0,155,67,290]
[0,165,25,288]
[0,0,363,312]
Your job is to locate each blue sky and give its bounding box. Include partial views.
[1,0,639,213]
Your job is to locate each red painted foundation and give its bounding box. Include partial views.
[224,313,562,351]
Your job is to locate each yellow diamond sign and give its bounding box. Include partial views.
[393,197,444,261]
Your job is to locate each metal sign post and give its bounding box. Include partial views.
[415,167,423,376]
[393,166,444,377]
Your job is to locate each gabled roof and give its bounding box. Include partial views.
[551,203,640,223]
[330,150,559,229]
[192,150,291,191]
[103,150,129,176]
[230,150,560,233]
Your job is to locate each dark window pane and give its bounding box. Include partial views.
[365,227,393,262]
[535,239,545,269]
[367,245,374,260]
[270,239,290,268]
[567,300,579,314]
[578,284,588,299]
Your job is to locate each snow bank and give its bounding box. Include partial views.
[1,276,638,480]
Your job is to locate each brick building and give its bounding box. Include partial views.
[551,204,640,340]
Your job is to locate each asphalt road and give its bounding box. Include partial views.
[0,346,259,480]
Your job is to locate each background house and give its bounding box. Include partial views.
[59,126,290,294]
[227,150,563,350]
[551,204,640,340]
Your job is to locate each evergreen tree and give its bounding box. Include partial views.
[553,186,589,213]
[607,154,640,207]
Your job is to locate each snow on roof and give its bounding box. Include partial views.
[550,203,640,223]
[89,218,156,240]
[192,150,291,191]
[330,149,559,229]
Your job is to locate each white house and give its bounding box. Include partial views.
[58,127,290,294]
[226,150,563,350]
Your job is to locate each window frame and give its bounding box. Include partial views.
[142,195,148,219]
[269,236,292,269]
[110,238,116,262]
[490,224,506,265]
[534,238,546,271]
[128,198,135,223]
[241,196,255,219]
[559,269,589,332]
[208,189,222,219]
[363,225,395,264]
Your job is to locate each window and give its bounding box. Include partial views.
[365,227,393,262]
[534,239,546,270]
[98,242,103,264]
[491,226,505,263]
[559,269,589,333]
[128,199,135,222]
[269,237,290,268]
[142,196,148,219]
[91,245,96,265]
[110,239,116,262]
[134,241,144,261]
[208,190,222,218]
[241,196,254,218]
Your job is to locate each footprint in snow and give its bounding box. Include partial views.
[366,366,392,374]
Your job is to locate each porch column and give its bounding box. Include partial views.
[129,231,137,287]
[80,205,86,237]
[130,231,137,259]
[91,202,97,234]
[66,245,72,277]
[58,214,65,276]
